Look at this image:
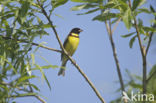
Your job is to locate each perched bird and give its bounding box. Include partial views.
[58,28,83,76]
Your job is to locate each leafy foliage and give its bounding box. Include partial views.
[0,0,68,102]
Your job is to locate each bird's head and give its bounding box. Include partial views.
[70,28,83,34]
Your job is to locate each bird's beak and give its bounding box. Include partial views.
[79,29,83,32]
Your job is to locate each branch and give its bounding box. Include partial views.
[36,0,106,103]
[145,21,156,56]
[112,18,121,34]
[128,0,147,96]
[8,94,46,103]
[145,32,153,56]
[34,95,46,103]
[8,93,37,98]
[104,20,125,92]
[0,35,62,53]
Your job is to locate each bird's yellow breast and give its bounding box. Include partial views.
[65,34,79,56]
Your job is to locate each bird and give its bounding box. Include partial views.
[58,28,83,76]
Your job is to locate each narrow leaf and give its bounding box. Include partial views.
[121,32,136,38]
[71,4,97,11]
[35,64,51,90]
[71,0,100,3]
[52,0,68,8]
[44,75,52,91]
[129,35,137,48]
[150,5,155,12]
[132,0,146,11]
[93,13,119,21]
[143,26,156,32]
[41,65,58,69]
[77,8,99,15]
[31,54,35,65]
[17,75,36,84]
[30,84,40,91]
[138,8,151,14]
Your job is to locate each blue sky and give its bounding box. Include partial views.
[14,0,156,103]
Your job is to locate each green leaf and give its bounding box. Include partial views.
[18,1,30,24]
[44,75,51,90]
[121,32,136,38]
[31,53,35,65]
[93,13,119,21]
[71,4,86,11]
[122,8,132,30]
[138,8,151,14]
[132,0,146,11]
[71,0,87,2]
[71,4,97,11]
[54,14,64,19]
[150,5,155,13]
[99,1,115,10]
[19,1,30,17]
[30,84,40,91]
[17,75,36,85]
[118,0,129,9]
[42,23,52,28]
[77,8,99,15]
[137,18,148,35]
[52,0,68,8]
[41,65,58,69]
[35,64,51,90]
[129,35,137,48]
[0,56,17,74]
[71,0,100,3]
[143,26,156,32]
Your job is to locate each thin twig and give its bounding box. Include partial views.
[146,18,156,83]
[145,32,153,56]
[8,94,45,103]
[112,18,121,34]
[8,93,37,98]
[0,35,62,53]
[34,95,46,103]
[36,0,106,103]
[145,19,156,56]
[128,0,147,97]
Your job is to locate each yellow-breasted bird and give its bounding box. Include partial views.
[58,28,83,76]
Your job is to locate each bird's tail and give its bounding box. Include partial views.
[58,61,67,76]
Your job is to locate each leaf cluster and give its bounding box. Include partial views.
[0,0,66,102]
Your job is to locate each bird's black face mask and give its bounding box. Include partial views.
[71,28,83,34]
